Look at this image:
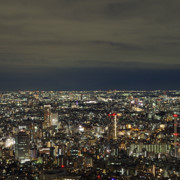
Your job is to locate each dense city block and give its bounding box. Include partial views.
[0,90,180,179]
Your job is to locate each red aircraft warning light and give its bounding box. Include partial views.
[173,133,179,136]
[173,114,178,118]
[108,113,117,117]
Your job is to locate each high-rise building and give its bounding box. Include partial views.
[15,131,30,163]
[43,105,51,129]
[50,112,59,127]
[30,143,37,160]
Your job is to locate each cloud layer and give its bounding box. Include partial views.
[0,0,180,89]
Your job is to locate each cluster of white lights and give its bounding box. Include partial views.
[5,138,15,148]
[79,125,84,132]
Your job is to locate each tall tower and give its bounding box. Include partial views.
[173,114,178,158]
[15,131,30,163]
[108,113,118,140]
[43,105,51,129]
[114,114,117,140]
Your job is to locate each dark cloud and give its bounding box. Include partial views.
[91,41,143,51]
[0,0,180,89]
[105,0,180,23]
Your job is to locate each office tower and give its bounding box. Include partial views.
[30,141,37,160]
[85,157,93,167]
[50,112,59,127]
[15,131,30,163]
[43,105,51,129]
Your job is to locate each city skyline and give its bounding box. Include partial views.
[0,0,180,90]
[0,90,179,179]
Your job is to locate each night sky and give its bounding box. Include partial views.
[0,0,180,90]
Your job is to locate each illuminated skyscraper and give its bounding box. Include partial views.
[30,143,37,160]
[43,105,51,129]
[15,131,30,163]
[50,112,59,127]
